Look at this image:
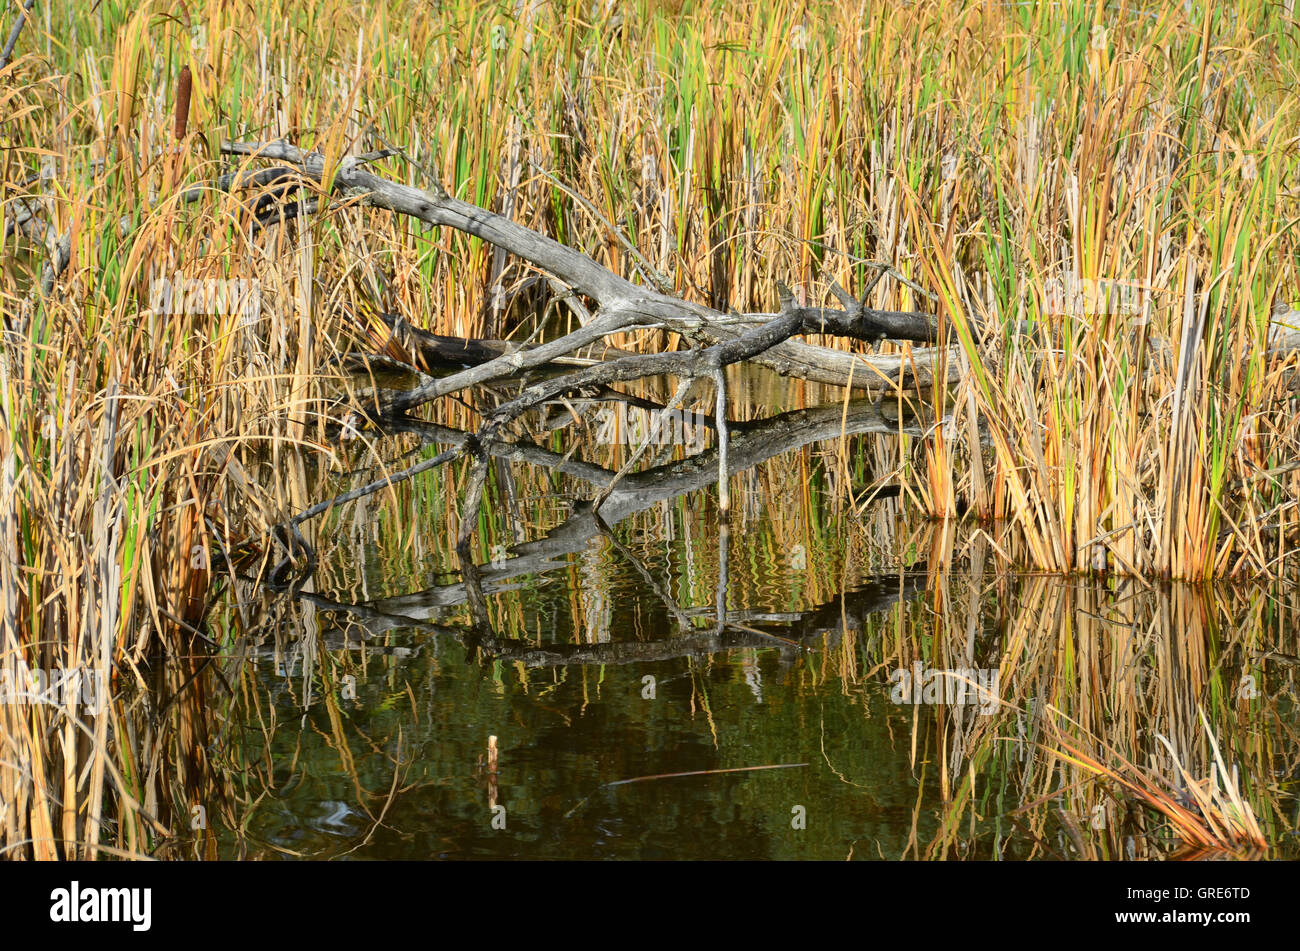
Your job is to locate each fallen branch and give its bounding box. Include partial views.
[374,311,632,371]
[483,295,812,426]
[221,139,962,402]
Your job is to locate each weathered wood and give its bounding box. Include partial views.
[222,140,962,402]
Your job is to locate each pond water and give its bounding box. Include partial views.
[200,373,1300,860]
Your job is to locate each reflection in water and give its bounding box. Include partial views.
[190,385,1297,861]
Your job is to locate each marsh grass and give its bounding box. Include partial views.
[3,0,1299,857]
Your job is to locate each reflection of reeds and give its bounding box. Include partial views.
[1046,710,1266,855]
[899,548,1294,859]
[195,430,912,855]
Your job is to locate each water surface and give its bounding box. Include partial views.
[204,377,1299,860]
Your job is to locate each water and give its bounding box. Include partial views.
[202,377,1300,860]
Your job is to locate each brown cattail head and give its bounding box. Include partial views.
[174,66,192,141]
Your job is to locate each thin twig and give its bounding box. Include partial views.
[605,762,808,786]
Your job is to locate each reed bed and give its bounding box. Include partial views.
[2,0,1299,857]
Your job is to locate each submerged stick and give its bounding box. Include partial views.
[715,367,729,514]
[290,447,460,526]
[564,762,808,818]
[604,762,808,786]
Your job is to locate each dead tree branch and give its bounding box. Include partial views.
[221,139,962,402]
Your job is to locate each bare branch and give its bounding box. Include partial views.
[0,0,35,70]
[221,139,962,401]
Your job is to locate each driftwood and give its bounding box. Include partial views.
[197,135,959,581]
[374,311,638,372]
[221,140,961,406]
[200,136,967,587]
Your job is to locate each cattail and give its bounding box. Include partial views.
[174,66,192,141]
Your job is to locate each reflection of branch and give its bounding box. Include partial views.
[373,417,614,485]
[272,396,931,597]
[297,574,925,669]
[267,444,461,590]
[334,398,933,614]
[291,446,460,527]
[456,451,491,633]
[716,522,730,633]
[591,376,694,507]
[593,514,692,632]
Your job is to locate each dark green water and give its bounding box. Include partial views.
[239,575,965,860]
